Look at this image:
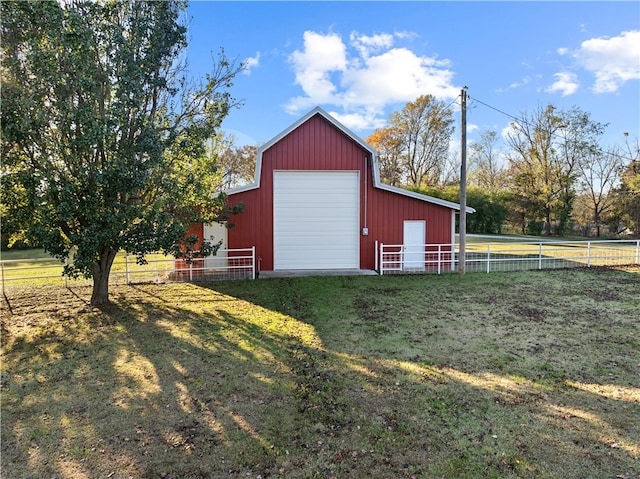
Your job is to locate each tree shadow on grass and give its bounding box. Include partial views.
[206,269,640,478]
[3,283,341,478]
[2,268,639,479]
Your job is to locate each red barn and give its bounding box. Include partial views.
[193,107,473,274]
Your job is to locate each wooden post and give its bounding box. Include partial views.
[459,87,468,275]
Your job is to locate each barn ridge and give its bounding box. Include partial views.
[226,106,474,213]
[191,106,474,273]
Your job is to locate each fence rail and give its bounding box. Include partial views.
[379,239,640,275]
[2,241,638,293]
[1,247,255,294]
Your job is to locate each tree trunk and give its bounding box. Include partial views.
[544,209,552,236]
[90,249,118,306]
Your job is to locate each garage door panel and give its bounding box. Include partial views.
[277,233,357,246]
[277,198,354,209]
[274,171,359,270]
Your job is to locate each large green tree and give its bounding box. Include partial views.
[1,0,243,305]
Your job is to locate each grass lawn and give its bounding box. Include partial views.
[1,267,639,478]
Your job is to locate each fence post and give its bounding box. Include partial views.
[251,246,256,280]
[437,245,441,274]
[380,243,384,276]
[587,241,592,267]
[452,242,458,272]
[538,243,543,270]
[483,243,489,273]
[125,254,130,285]
[636,240,640,265]
[1,261,5,298]
[374,240,378,272]
[189,259,193,282]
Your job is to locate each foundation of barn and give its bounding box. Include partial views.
[259,269,378,279]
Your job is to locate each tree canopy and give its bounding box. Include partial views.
[367,95,637,237]
[367,95,454,188]
[1,0,244,305]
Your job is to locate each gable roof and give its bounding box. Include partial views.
[225,106,474,213]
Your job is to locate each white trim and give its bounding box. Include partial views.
[220,106,475,214]
[451,210,456,245]
[451,210,457,270]
[376,182,471,211]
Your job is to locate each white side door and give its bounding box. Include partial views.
[403,220,425,271]
[204,222,227,270]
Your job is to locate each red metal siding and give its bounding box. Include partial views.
[361,187,453,269]
[185,222,204,249]
[175,222,205,271]
[226,113,454,272]
[229,114,372,271]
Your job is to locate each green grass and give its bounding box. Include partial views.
[1,267,640,478]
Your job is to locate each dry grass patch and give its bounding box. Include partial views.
[1,267,639,478]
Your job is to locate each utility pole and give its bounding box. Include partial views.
[459,87,468,275]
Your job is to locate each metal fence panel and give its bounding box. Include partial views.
[380,240,640,275]
[1,248,256,295]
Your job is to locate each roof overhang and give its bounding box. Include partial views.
[223,106,475,214]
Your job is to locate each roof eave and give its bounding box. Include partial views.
[375,182,475,213]
[219,106,475,214]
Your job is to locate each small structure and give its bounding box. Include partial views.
[189,107,473,275]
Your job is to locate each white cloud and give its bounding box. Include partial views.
[289,31,347,103]
[546,72,580,96]
[350,32,394,58]
[501,122,520,142]
[574,30,640,93]
[329,109,387,132]
[286,30,459,131]
[394,30,419,41]
[498,77,530,92]
[243,52,260,75]
[342,48,457,107]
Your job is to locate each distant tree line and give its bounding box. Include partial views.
[367,96,640,238]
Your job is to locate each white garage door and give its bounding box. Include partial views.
[274,171,360,270]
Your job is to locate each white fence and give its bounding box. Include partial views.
[379,239,640,275]
[0,247,255,294]
[3,241,638,292]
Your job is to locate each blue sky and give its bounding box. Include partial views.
[185,1,640,150]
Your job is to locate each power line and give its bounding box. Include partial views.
[468,95,638,163]
[444,95,461,111]
[468,96,523,124]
